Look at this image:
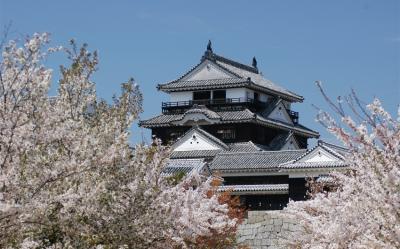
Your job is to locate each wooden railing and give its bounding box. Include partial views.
[161,98,299,124]
[161,98,265,114]
[162,97,261,108]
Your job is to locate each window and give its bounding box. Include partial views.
[193,91,211,101]
[254,92,259,101]
[213,90,226,100]
[217,128,236,140]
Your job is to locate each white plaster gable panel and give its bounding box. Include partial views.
[173,131,221,151]
[183,61,235,81]
[281,136,299,150]
[300,148,340,163]
[268,102,293,124]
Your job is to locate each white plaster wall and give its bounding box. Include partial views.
[170,91,193,102]
[304,149,337,163]
[170,88,269,102]
[269,103,293,124]
[246,89,254,99]
[174,131,220,151]
[227,88,247,100]
[183,62,232,81]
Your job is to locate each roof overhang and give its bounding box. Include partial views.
[218,184,289,195]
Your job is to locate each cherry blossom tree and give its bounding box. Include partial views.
[0,33,241,248]
[284,82,400,249]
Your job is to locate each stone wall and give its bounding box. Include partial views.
[237,211,302,249]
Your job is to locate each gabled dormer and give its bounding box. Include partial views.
[266,100,294,125]
[180,60,236,81]
[261,98,299,125]
[172,126,229,152]
[280,140,349,176]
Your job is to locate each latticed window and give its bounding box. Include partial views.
[217,128,236,140]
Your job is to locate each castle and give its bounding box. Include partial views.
[140,42,347,210]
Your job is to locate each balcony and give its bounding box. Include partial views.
[162,98,266,114]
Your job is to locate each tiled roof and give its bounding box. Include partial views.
[139,114,180,127]
[318,140,348,159]
[213,54,260,74]
[280,161,348,170]
[140,107,319,138]
[184,105,221,119]
[170,149,221,159]
[286,140,348,165]
[210,149,307,172]
[227,141,265,152]
[216,108,256,120]
[157,52,303,102]
[139,108,254,127]
[218,184,288,194]
[162,158,206,175]
[158,78,250,92]
[215,58,303,101]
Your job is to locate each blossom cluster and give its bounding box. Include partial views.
[284,86,400,248]
[0,34,240,248]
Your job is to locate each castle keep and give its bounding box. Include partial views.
[140,42,347,210]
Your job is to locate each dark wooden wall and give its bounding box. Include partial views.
[288,178,308,201]
[240,194,289,210]
[223,175,288,185]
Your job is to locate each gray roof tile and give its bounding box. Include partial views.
[158,52,303,102]
[215,59,303,101]
[280,161,348,170]
[180,105,221,120]
[139,107,319,138]
[162,158,206,175]
[218,184,288,193]
[318,140,348,159]
[170,150,221,159]
[210,149,306,172]
[158,78,250,92]
[227,141,265,152]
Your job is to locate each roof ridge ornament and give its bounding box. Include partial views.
[207,40,213,53]
[252,56,258,69]
[202,40,215,62]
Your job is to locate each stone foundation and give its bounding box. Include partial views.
[237,211,301,249]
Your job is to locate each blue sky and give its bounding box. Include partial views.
[1,0,399,146]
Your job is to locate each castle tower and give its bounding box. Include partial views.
[140,42,347,210]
